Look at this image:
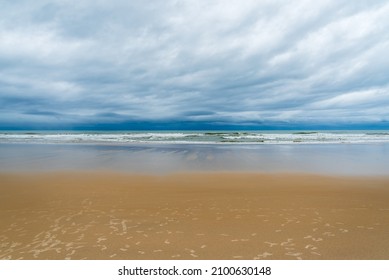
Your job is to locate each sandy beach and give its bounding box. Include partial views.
[1,172,388,260]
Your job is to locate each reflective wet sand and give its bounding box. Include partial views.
[1,143,389,175]
[1,172,388,260]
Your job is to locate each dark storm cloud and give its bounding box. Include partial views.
[1,0,389,129]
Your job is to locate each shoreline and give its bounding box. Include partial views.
[1,171,389,260]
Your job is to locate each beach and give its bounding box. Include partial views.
[1,137,389,260]
[1,172,389,260]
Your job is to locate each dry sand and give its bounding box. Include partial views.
[0,172,388,260]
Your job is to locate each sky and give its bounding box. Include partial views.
[1,0,389,130]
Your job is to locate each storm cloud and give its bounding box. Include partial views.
[1,0,389,129]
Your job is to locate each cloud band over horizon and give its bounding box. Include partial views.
[1,0,389,130]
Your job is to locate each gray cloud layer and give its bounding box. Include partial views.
[1,0,389,128]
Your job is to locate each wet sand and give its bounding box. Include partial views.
[0,172,388,260]
[2,143,389,175]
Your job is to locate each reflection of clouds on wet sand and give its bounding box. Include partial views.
[1,173,389,259]
[2,143,389,176]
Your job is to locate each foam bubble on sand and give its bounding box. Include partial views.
[264,242,278,247]
[285,252,303,257]
[254,252,272,259]
[305,245,317,250]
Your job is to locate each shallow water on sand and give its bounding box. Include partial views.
[1,143,389,175]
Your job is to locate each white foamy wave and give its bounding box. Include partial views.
[1,131,389,144]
